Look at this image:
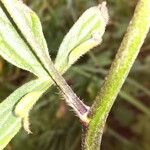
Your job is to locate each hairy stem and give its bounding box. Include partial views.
[84,0,150,149]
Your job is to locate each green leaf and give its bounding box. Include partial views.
[0,79,50,150]
[1,0,53,75]
[55,2,108,73]
[0,5,48,78]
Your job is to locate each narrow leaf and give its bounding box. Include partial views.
[55,2,108,73]
[0,79,50,150]
[0,5,48,78]
[1,0,53,74]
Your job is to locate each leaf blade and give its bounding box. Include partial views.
[0,5,48,78]
[0,0,53,74]
[55,2,108,72]
[0,79,50,149]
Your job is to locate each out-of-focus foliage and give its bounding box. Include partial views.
[0,0,150,150]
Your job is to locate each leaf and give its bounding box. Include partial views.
[1,0,53,75]
[0,5,48,78]
[55,2,108,73]
[0,79,50,150]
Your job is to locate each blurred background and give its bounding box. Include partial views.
[1,0,150,150]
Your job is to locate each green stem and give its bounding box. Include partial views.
[84,0,150,149]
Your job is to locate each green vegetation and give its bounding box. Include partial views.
[0,0,150,150]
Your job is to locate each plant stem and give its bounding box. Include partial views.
[84,0,150,149]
